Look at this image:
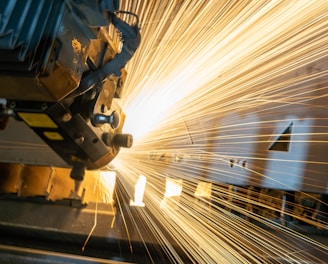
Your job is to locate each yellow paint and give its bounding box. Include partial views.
[18,113,57,128]
[43,131,64,141]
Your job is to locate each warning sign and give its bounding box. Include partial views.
[43,131,64,141]
[18,113,58,128]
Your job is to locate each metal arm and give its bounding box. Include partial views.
[73,12,141,97]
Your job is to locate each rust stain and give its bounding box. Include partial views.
[72,38,82,53]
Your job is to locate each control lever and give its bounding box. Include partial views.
[92,111,120,128]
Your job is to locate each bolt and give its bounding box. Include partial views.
[41,103,48,110]
[62,113,72,122]
[9,101,16,109]
[75,136,85,144]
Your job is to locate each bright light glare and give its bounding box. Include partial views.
[130,174,147,207]
[113,0,328,262]
[99,170,116,203]
[194,182,212,199]
[164,178,183,198]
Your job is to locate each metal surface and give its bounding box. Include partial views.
[0,170,327,263]
[0,169,186,263]
[0,0,84,101]
[0,119,67,167]
[0,244,132,264]
[0,0,139,176]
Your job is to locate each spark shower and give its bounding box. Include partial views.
[109,1,328,263]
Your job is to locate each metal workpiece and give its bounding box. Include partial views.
[0,163,117,208]
[0,163,327,263]
[0,198,181,263]
[0,244,131,264]
[0,163,182,263]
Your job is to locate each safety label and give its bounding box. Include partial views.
[43,131,64,141]
[17,113,58,128]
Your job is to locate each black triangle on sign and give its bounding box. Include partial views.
[268,123,293,152]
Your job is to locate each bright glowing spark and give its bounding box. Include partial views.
[195,182,212,199]
[164,178,183,198]
[130,174,147,207]
[99,170,116,203]
[111,0,328,263]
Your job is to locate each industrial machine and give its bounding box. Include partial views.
[0,0,138,185]
[0,1,327,263]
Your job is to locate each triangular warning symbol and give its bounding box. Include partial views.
[268,123,292,152]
